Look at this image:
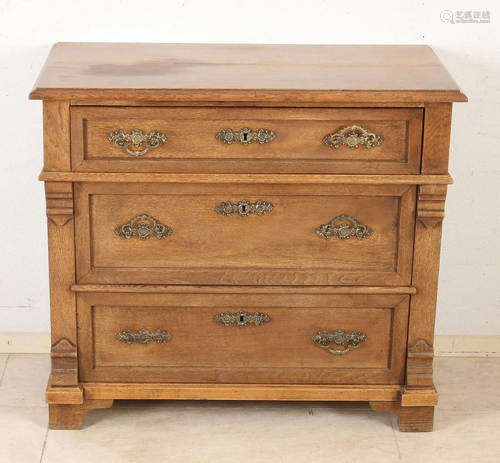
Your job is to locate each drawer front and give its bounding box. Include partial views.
[75,183,416,286]
[77,291,409,384]
[71,107,423,174]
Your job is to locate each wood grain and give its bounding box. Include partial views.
[29,43,467,103]
[401,386,438,407]
[370,401,434,432]
[406,339,435,388]
[77,293,409,384]
[39,172,454,184]
[73,292,412,308]
[71,106,423,174]
[406,219,444,388]
[74,182,416,286]
[49,399,114,430]
[70,285,417,294]
[31,42,466,431]
[46,383,84,405]
[84,383,400,402]
[45,182,78,389]
[49,338,78,388]
[417,184,447,228]
[43,101,70,171]
[421,103,453,174]
[43,102,79,393]
[71,99,428,108]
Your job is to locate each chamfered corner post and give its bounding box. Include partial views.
[396,103,454,430]
[43,101,84,419]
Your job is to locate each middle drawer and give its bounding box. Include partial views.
[75,182,416,286]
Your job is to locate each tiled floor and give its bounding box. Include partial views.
[0,355,499,462]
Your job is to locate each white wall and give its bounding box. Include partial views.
[0,0,499,335]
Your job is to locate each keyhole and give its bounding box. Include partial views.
[242,132,248,142]
[239,315,245,323]
[241,204,247,213]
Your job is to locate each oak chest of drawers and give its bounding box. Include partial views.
[30,43,466,431]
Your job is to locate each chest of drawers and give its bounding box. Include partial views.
[30,43,466,431]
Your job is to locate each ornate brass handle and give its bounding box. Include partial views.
[316,215,373,241]
[323,125,382,150]
[214,311,271,327]
[311,330,367,355]
[116,329,172,345]
[216,127,276,145]
[215,200,274,217]
[115,215,173,240]
[107,129,167,156]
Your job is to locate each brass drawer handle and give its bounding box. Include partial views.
[115,215,173,240]
[312,330,367,355]
[214,311,271,327]
[107,129,167,156]
[116,329,172,345]
[316,215,373,241]
[216,127,276,145]
[323,125,382,150]
[215,200,274,217]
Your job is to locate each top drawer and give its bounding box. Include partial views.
[70,107,423,174]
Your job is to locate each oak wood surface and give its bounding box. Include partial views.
[84,383,400,402]
[44,104,78,390]
[71,99,428,108]
[77,293,409,384]
[43,101,70,171]
[31,42,465,431]
[401,387,439,407]
[49,399,114,430]
[70,285,417,294]
[421,103,453,174]
[74,182,416,286]
[29,43,467,103]
[46,383,83,405]
[39,172,454,184]
[71,106,423,174]
[370,401,435,432]
[75,292,411,308]
[402,97,455,390]
[406,215,444,388]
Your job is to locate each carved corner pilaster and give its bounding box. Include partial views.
[417,185,447,228]
[45,182,73,226]
[406,338,434,388]
[50,338,78,388]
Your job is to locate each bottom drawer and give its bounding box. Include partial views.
[77,290,409,385]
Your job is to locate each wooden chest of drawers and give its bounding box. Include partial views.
[30,43,466,431]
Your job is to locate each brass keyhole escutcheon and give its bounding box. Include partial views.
[215,200,274,218]
[214,311,271,327]
[215,127,276,145]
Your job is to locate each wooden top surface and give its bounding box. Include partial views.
[29,43,467,103]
